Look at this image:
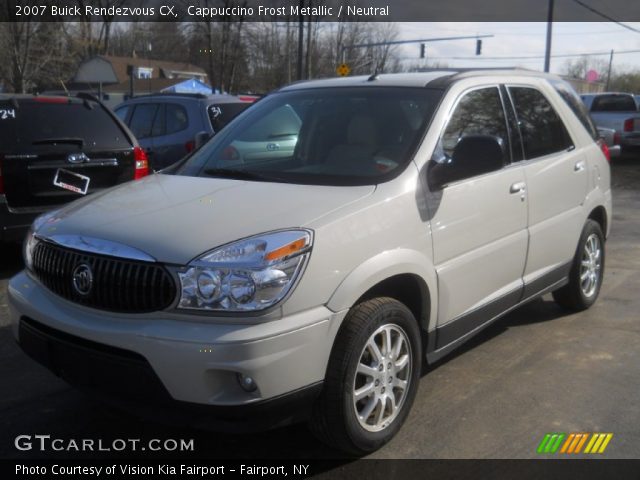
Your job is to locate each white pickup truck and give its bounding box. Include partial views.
[582,92,640,154]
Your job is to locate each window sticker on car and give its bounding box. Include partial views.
[0,109,16,120]
[210,106,222,118]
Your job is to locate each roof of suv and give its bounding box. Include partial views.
[279,69,562,91]
[119,93,257,105]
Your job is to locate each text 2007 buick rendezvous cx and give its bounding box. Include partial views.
[9,71,611,454]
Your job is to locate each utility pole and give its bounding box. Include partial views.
[296,0,304,80]
[606,49,614,90]
[544,0,554,72]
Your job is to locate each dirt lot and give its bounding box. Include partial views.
[1,156,639,460]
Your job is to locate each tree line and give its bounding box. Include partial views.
[0,8,402,94]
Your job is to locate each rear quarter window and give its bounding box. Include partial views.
[550,79,599,140]
[208,102,253,132]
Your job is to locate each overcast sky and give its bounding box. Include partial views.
[396,22,640,79]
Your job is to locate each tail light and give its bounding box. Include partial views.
[613,132,621,145]
[133,147,149,180]
[597,138,611,163]
[624,118,634,132]
[0,155,4,194]
[185,140,195,153]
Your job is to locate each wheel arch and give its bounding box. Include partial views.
[326,249,437,333]
[587,205,608,238]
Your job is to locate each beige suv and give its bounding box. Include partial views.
[9,70,611,455]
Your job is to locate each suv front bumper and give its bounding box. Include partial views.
[9,271,346,429]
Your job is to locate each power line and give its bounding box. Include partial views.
[425,48,640,61]
[571,0,640,34]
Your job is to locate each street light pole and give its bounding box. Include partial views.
[606,49,614,90]
[544,0,554,72]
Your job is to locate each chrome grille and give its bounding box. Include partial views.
[31,240,176,313]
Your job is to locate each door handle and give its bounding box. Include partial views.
[574,160,586,172]
[509,182,526,194]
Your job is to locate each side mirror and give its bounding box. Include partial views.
[428,135,505,190]
[194,131,212,150]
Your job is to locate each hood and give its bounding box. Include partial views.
[35,174,375,264]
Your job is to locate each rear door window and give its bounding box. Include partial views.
[508,87,573,160]
[129,104,160,139]
[166,103,189,134]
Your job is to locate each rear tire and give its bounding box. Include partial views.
[552,219,605,311]
[310,297,422,455]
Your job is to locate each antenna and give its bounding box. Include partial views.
[60,79,70,97]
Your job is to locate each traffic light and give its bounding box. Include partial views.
[476,39,482,55]
[420,43,425,59]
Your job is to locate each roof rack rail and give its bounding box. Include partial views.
[128,92,209,100]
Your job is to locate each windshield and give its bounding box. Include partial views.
[176,87,442,186]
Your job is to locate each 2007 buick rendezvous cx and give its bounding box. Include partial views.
[9,70,611,454]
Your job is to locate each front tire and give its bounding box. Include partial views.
[553,219,605,311]
[310,297,422,455]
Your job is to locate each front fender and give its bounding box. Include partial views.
[326,248,438,332]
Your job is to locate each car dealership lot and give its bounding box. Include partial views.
[1,157,639,461]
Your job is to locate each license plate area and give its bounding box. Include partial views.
[53,168,90,195]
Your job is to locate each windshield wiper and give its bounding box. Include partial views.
[32,137,85,147]
[202,168,286,182]
[268,133,297,139]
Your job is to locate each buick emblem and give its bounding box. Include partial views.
[72,263,93,296]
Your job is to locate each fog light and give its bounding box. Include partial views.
[237,373,257,392]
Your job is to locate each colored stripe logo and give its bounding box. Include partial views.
[537,433,613,454]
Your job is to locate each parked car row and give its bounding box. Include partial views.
[114,93,258,171]
[1,92,258,244]
[0,93,150,243]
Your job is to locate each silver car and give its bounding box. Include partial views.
[9,70,611,454]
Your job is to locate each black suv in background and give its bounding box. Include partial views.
[114,93,258,171]
[0,93,149,243]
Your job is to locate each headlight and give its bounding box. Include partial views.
[23,229,38,271]
[24,210,59,271]
[178,230,312,312]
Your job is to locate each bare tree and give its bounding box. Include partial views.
[0,20,73,93]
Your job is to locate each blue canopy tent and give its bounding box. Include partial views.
[161,78,216,94]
